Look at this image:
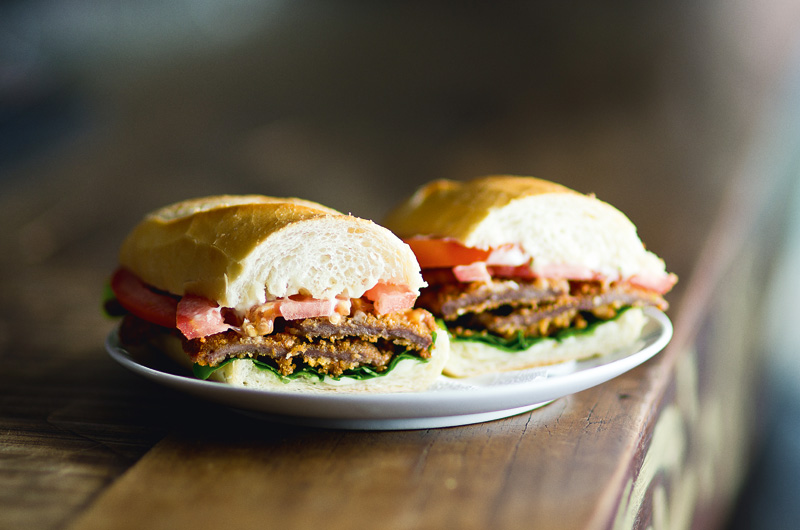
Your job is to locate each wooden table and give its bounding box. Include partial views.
[2,4,799,529]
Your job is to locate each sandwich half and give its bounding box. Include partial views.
[108,194,449,393]
[383,175,676,377]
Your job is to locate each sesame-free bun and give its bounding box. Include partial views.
[119,195,426,312]
[384,175,670,284]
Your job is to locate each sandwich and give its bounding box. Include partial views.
[383,175,676,377]
[107,194,449,393]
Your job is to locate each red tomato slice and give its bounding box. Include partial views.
[110,268,178,328]
[453,262,492,283]
[176,295,231,339]
[404,238,490,269]
[364,283,417,314]
[279,296,337,320]
[630,272,678,295]
[488,265,538,280]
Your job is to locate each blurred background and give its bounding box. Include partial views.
[2,1,800,528]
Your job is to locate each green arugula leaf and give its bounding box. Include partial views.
[192,360,233,379]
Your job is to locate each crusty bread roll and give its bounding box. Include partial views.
[113,194,448,393]
[384,175,674,377]
[120,195,426,312]
[384,175,669,283]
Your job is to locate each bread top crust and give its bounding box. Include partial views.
[383,176,577,241]
[383,175,672,284]
[119,195,425,311]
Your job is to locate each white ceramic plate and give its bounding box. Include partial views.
[106,307,672,430]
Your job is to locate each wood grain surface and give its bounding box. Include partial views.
[2,3,799,530]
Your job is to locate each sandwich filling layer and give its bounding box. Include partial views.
[116,291,436,380]
[418,271,667,343]
[110,268,437,380]
[181,300,436,378]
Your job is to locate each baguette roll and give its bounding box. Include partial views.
[384,175,676,377]
[120,195,425,312]
[111,195,448,393]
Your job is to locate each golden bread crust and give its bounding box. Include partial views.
[383,175,672,285]
[383,175,578,242]
[119,195,425,310]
